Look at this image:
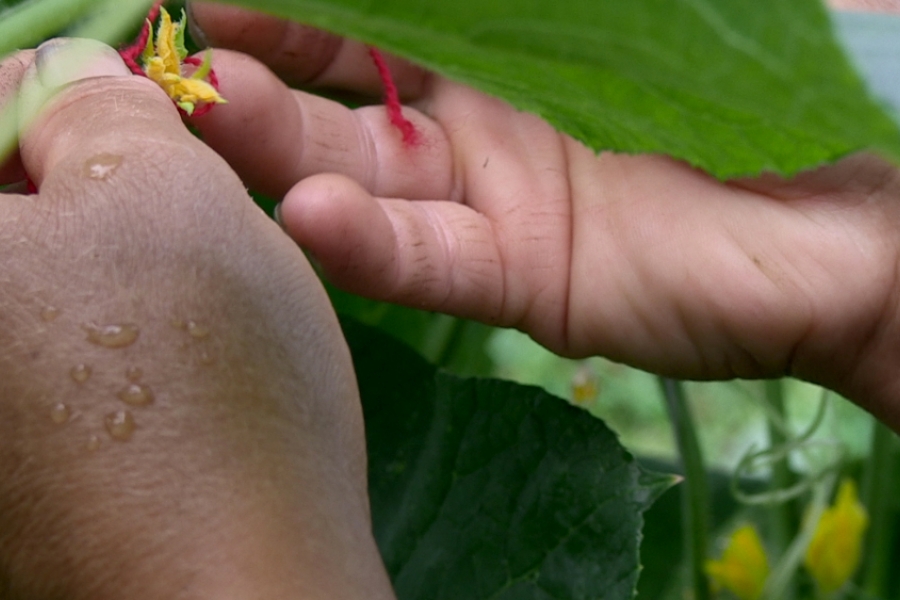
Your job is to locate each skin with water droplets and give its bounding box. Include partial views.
[116,383,154,406]
[82,323,140,348]
[125,366,143,382]
[40,306,60,322]
[187,321,210,339]
[86,435,101,452]
[104,410,136,441]
[49,402,70,424]
[83,153,122,180]
[70,363,92,383]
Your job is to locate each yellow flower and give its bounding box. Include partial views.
[705,524,769,600]
[570,365,599,406]
[804,479,869,595]
[141,7,226,115]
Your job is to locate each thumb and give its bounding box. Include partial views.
[17,38,195,188]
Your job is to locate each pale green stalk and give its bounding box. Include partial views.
[859,420,898,597]
[0,0,100,57]
[67,0,153,46]
[763,379,797,600]
[762,475,835,600]
[659,378,711,600]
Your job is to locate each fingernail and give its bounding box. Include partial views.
[19,38,131,131]
[186,2,211,48]
[34,38,130,89]
[273,201,286,229]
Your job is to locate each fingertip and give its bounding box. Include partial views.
[281,174,397,293]
[14,39,185,185]
[187,49,305,197]
[0,50,33,184]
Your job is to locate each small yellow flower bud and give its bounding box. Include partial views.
[804,478,868,595]
[705,524,769,600]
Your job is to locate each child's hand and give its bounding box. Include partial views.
[190,3,900,428]
[0,39,394,600]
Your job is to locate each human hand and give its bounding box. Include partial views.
[0,39,394,599]
[189,3,900,429]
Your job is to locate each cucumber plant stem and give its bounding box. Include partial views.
[660,377,711,600]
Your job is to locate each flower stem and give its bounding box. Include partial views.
[763,379,798,600]
[859,420,898,597]
[659,378,711,600]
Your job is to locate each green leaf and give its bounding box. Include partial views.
[344,318,675,600]
[174,8,189,61]
[216,0,900,178]
[330,283,496,376]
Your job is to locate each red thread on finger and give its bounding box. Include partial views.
[368,47,420,147]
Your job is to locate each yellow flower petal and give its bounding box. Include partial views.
[705,525,769,600]
[144,56,168,85]
[804,479,869,594]
[172,78,227,106]
[140,7,227,112]
[154,7,181,76]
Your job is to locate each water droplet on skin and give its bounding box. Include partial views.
[70,363,92,383]
[198,351,215,366]
[41,306,60,322]
[83,153,122,180]
[187,321,210,339]
[82,323,139,348]
[125,366,143,382]
[86,435,101,452]
[104,410,135,441]
[49,402,70,424]
[116,383,154,406]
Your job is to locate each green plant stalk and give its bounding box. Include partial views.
[0,0,101,57]
[859,420,898,597]
[68,0,153,46]
[659,378,711,600]
[762,474,835,600]
[763,379,797,600]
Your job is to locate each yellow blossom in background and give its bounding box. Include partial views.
[705,524,769,600]
[570,365,599,406]
[141,7,226,115]
[804,478,869,595]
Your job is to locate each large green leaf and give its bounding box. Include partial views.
[344,318,674,600]
[216,0,900,178]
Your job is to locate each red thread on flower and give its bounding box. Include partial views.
[182,56,219,117]
[368,47,420,147]
[119,0,163,76]
[119,0,223,117]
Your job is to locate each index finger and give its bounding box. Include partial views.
[188,2,430,99]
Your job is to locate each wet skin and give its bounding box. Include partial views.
[0,42,395,600]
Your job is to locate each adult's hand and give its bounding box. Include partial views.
[189,2,900,429]
[0,39,394,600]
